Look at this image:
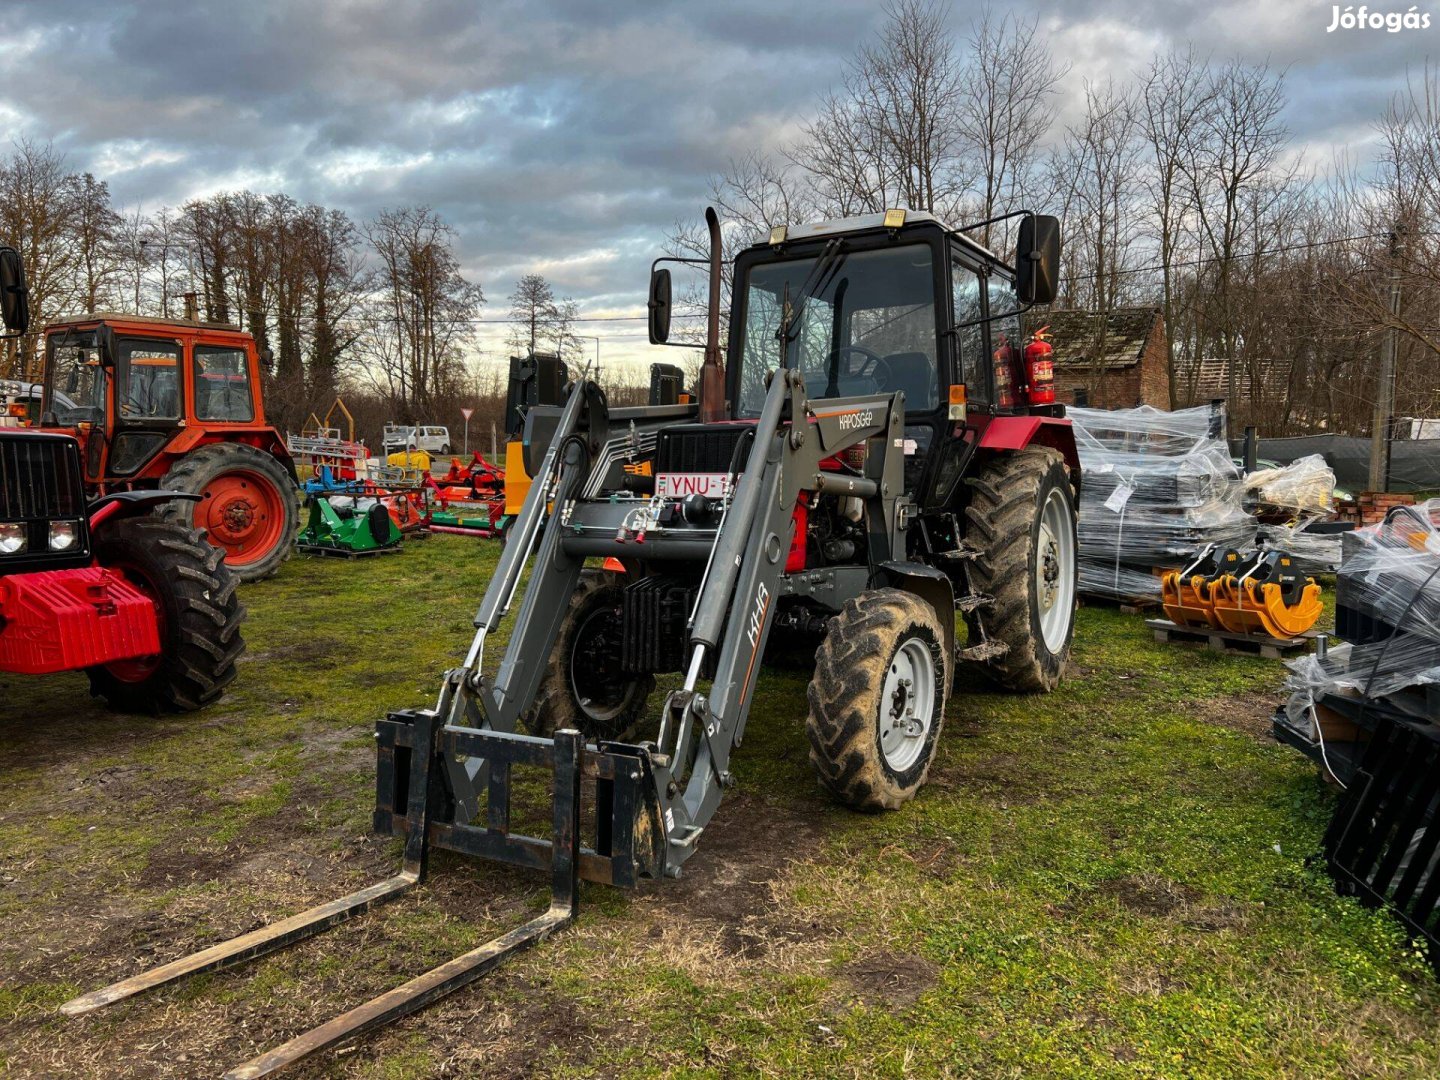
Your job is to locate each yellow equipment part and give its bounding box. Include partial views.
[1161,571,1218,628]
[387,448,431,471]
[1210,577,1322,638]
[1207,551,1323,639]
[503,438,532,516]
[1160,546,1242,629]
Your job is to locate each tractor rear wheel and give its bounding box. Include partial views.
[964,446,1077,692]
[806,589,949,812]
[86,518,246,713]
[159,443,298,582]
[522,570,654,742]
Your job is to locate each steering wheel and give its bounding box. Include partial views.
[824,344,890,394]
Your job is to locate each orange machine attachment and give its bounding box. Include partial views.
[1208,550,1323,639]
[1161,545,1242,628]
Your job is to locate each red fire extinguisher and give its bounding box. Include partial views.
[1024,325,1056,405]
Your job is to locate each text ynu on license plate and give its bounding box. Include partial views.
[655,472,731,499]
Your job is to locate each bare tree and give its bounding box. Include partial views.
[1182,59,1293,408]
[360,206,484,419]
[957,8,1068,249]
[0,141,83,378]
[70,173,121,313]
[1138,47,1215,405]
[792,0,972,219]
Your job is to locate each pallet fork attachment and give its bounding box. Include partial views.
[61,369,905,1072]
[61,720,598,1079]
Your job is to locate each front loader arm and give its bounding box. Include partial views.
[656,368,908,872]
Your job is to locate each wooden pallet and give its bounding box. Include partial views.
[1144,618,1319,659]
[1082,593,1161,617]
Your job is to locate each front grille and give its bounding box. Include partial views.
[0,434,86,521]
[653,424,750,475]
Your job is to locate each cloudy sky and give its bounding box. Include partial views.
[0,0,1432,373]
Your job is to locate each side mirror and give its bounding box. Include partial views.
[0,246,29,335]
[647,267,672,345]
[1015,215,1061,306]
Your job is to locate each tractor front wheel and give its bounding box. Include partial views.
[964,446,1077,692]
[86,519,246,713]
[522,570,654,742]
[806,589,949,812]
[160,443,298,582]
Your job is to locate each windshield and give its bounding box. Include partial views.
[736,243,939,417]
[45,331,107,424]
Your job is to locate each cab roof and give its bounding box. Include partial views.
[750,209,1003,264]
[46,312,251,335]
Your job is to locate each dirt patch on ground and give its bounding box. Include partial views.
[838,950,939,1008]
[1096,873,1201,916]
[1186,691,1286,741]
[634,793,838,967]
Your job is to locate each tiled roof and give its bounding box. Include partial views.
[1173,356,1295,404]
[1041,307,1163,371]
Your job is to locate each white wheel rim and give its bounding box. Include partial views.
[879,636,936,772]
[1036,487,1076,654]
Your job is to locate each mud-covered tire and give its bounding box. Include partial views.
[85,519,246,713]
[964,446,1077,693]
[522,570,654,741]
[806,589,949,812]
[159,443,298,583]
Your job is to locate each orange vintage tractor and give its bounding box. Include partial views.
[35,314,299,582]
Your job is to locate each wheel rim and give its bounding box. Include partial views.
[568,604,638,726]
[103,563,164,683]
[1036,487,1076,653]
[879,636,936,772]
[199,469,287,566]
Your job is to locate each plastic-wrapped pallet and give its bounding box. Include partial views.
[1284,500,1440,726]
[1245,454,1336,516]
[1259,519,1345,574]
[1070,404,1256,601]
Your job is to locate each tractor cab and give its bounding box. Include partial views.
[34,315,298,582]
[650,208,1070,510]
[40,314,273,484]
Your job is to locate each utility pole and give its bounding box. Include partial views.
[1368,228,1403,493]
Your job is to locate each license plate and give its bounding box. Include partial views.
[655,472,730,499]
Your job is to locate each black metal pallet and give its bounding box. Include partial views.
[1145,618,1318,659]
[1324,715,1440,968]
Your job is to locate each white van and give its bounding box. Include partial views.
[382,423,452,456]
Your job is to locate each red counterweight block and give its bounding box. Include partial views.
[0,567,162,675]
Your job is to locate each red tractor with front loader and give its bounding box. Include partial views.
[35,312,298,582]
[0,250,246,712]
[62,205,1081,1074]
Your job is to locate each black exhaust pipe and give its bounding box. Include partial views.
[699,207,725,425]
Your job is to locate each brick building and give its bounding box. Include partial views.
[1041,307,1170,409]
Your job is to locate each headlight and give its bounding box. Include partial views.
[0,523,25,555]
[49,520,79,551]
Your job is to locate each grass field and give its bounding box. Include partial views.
[1,534,1436,1079]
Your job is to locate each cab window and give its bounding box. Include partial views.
[951,259,984,394]
[118,339,182,421]
[194,345,254,422]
